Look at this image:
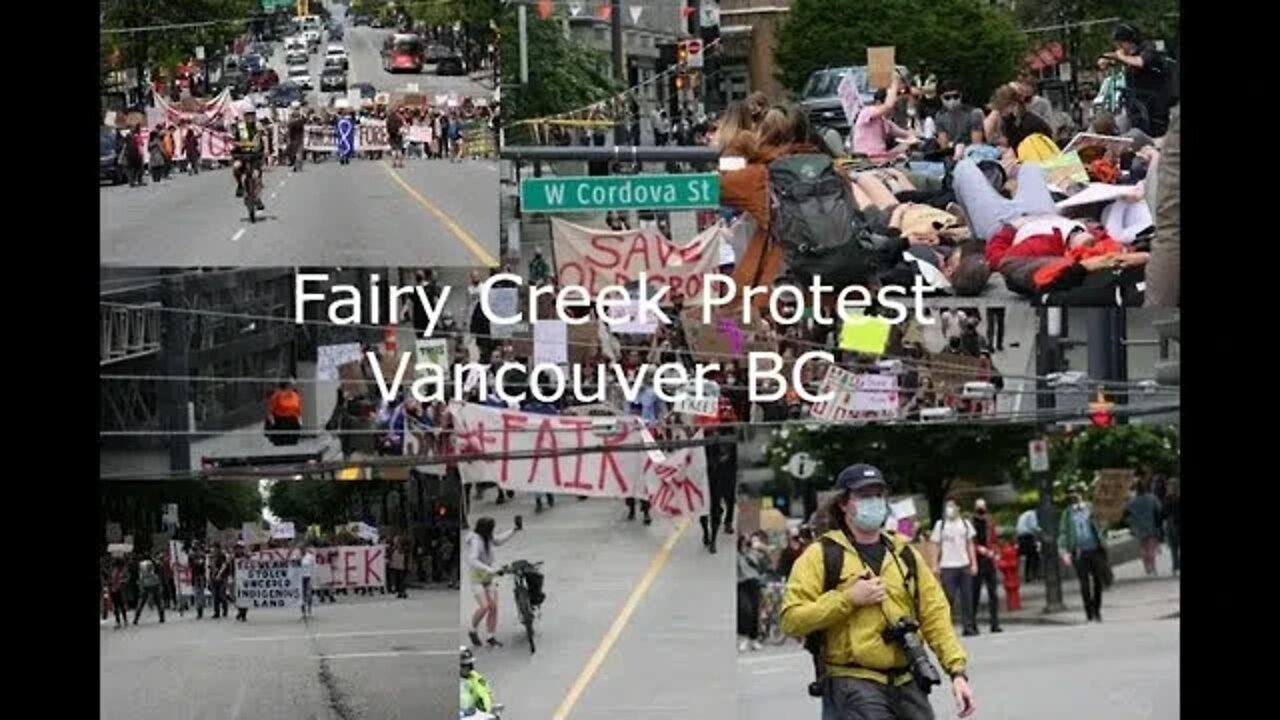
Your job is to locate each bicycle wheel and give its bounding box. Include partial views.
[515,585,536,654]
[245,184,256,223]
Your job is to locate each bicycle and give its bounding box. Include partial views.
[496,560,544,654]
[758,579,789,646]
[232,148,265,223]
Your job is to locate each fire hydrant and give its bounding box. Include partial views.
[997,539,1022,611]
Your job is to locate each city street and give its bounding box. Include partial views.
[460,494,736,720]
[737,619,1178,720]
[100,588,455,720]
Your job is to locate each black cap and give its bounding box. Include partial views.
[1113,23,1141,44]
[837,463,887,492]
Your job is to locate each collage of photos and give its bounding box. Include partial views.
[100,2,1180,719]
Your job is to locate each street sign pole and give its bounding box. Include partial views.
[611,0,625,145]
[1035,308,1066,613]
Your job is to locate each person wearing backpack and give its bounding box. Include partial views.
[930,499,980,636]
[781,464,976,720]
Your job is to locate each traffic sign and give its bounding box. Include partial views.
[520,173,720,213]
[786,452,818,480]
[686,39,704,69]
[1028,439,1050,473]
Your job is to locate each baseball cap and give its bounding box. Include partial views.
[836,463,887,492]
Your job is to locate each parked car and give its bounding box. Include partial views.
[241,54,265,75]
[100,127,126,185]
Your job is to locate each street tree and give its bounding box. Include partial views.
[101,0,257,87]
[774,0,1026,103]
[768,424,1036,522]
[1013,0,1179,64]
[498,5,622,143]
[100,480,263,548]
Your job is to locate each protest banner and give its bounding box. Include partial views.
[1091,468,1134,525]
[488,287,520,339]
[534,320,569,365]
[809,367,900,423]
[415,338,449,376]
[252,545,386,590]
[169,540,195,597]
[318,343,365,381]
[241,522,266,546]
[451,403,709,517]
[837,70,864,127]
[551,219,721,299]
[867,47,896,89]
[235,556,303,609]
[303,120,391,152]
[271,521,296,540]
[681,305,773,364]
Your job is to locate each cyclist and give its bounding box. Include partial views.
[466,516,521,648]
[459,647,495,716]
[230,101,266,211]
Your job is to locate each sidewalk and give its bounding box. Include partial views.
[989,550,1179,627]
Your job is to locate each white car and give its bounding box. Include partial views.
[287,65,313,90]
[325,44,349,69]
[303,29,321,49]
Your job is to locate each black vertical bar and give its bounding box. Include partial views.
[161,277,193,476]
[1035,307,1065,612]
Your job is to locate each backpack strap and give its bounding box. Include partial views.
[821,536,844,593]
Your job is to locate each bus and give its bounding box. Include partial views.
[383,33,424,73]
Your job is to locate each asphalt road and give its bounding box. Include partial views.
[460,494,736,720]
[737,618,1179,720]
[100,588,455,720]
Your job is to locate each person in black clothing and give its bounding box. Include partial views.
[700,421,738,554]
[969,499,1003,633]
[985,84,1053,150]
[287,106,306,171]
[1162,478,1181,575]
[210,546,231,619]
[985,307,1005,352]
[189,545,208,619]
[1106,23,1171,136]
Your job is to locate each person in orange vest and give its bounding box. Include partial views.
[266,379,303,446]
[996,530,1022,611]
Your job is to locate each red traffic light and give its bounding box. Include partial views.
[436,503,448,517]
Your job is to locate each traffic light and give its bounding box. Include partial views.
[675,74,687,90]
[1088,390,1114,427]
[435,502,449,518]
[677,40,689,66]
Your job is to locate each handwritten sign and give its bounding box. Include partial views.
[488,288,520,339]
[451,403,709,517]
[318,343,365,381]
[534,320,569,365]
[1091,468,1134,525]
[551,218,721,299]
[235,556,303,609]
[251,545,386,590]
[809,367,900,423]
[837,71,863,127]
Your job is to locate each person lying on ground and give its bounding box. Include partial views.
[851,72,919,160]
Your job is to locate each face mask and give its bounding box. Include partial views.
[943,98,960,110]
[852,497,889,531]
[945,505,960,520]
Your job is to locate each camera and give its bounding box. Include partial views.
[882,617,942,694]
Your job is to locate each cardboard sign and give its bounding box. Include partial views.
[1038,151,1090,189]
[318,343,365,381]
[414,338,449,376]
[534,320,569,365]
[839,315,893,356]
[551,218,722,299]
[270,522,297,540]
[1091,468,1134,525]
[837,70,864,127]
[235,556,303,609]
[867,47,896,89]
[809,367,900,423]
[451,403,709,517]
[681,305,773,364]
[1062,132,1133,157]
[487,288,520,339]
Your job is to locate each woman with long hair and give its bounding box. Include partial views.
[466,516,521,648]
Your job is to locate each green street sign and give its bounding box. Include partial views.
[520,173,720,213]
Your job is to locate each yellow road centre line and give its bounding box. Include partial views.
[379,162,498,267]
[551,518,690,720]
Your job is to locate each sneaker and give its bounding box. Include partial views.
[962,628,979,637]
[469,630,483,647]
[643,514,652,526]
[486,637,504,648]
[991,626,1003,633]
[256,199,265,211]
[723,524,734,535]
[235,185,244,198]
[750,640,764,652]
[738,638,750,653]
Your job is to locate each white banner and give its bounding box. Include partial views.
[451,403,710,517]
[235,556,303,609]
[837,71,863,128]
[534,320,568,365]
[251,545,386,590]
[270,521,296,540]
[169,541,195,597]
[551,219,722,299]
[303,119,392,152]
[809,368,900,423]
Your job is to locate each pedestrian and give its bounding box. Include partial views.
[699,411,738,554]
[985,307,1006,352]
[133,554,166,625]
[1162,478,1181,575]
[159,546,177,610]
[466,516,522,648]
[210,545,230,619]
[390,536,410,599]
[266,379,303,446]
[189,543,207,619]
[931,498,980,636]
[301,543,315,618]
[148,125,167,184]
[968,499,1003,633]
[108,557,129,629]
[1014,504,1041,582]
[1125,477,1163,576]
[737,532,770,652]
[233,543,250,622]
[1106,23,1172,136]
[161,125,176,179]
[1058,484,1108,622]
[781,464,976,720]
[387,107,406,168]
[183,124,201,175]
[995,530,1022,611]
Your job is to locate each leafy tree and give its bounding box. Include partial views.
[100,480,263,548]
[774,0,1026,103]
[267,481,405,530]
[766,424,1037,522]
[498,5,622,143]
[101,0,257,83]
[1069,423,1178,478]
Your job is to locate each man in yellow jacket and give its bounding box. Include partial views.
[781,463,976,720]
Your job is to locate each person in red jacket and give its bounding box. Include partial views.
[996,531,1022,611]
[984,217,1147,294]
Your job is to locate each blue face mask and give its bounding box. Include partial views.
[852,497,889,531]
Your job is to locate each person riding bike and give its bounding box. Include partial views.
[459,646,495,716]
[230,101,266,211]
